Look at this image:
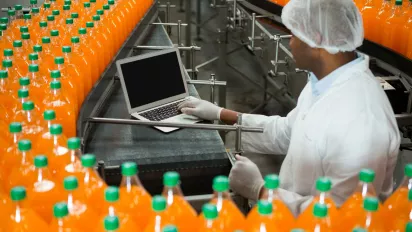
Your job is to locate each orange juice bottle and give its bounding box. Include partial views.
[382,0,407,53]
[53,58,80,109]
[0,69,18,106]
[67,0,81,14]
[61,46,86,101]
[49,202,80,231]
[0,25,13,52]
[86,21,108,68]
[386,189,412,231]
[50,30,62,57]
[56,137,83,181]
[96,9,117,55]
[7,140,36,191]
[47,15,58,33]
[63,176,100,231]
[80,154,107,213]
[21,33,34,62]
[79,2,94,26]
[37,110,56,142]
[31,7,42,28]
[349,197,385,231]
[4,186,49,231]
[22,14,33,30]
[52,10,64,26]
[28,155,65,223]
[26,64,48,104]
[12,40,28,72]
[28,52,47,79]
[4,122,22,151]
[210,176,245,231]
[108,0,127,42]
[92,15,114,60]
[144,195,172,232]
[246,200,284,232]
[0,123,23,182]
[102,4,121,50]
[62,5,72,22]
[361,0,379,42]
[375,0,394,43]
[300,203,332,232]
[97,186,141,231]
[401,11,412,55]
[162,171,197,232]
[71,36,93,92]
[41,37,56,72]
[62,18,76,47]
[2,59,23,89]
[14,101,43,143]
[197,203,224,232]
[11,89,35,115]
[298,177,337,228]
[7,9,21,37]
[78,28,101,82]
[247,174,294,230]
[42,3,53,18]
[36,21,49,44]
[119,162,152,230]
[103,215,121,231]
[0,188,12,225]
[71,12,81,31]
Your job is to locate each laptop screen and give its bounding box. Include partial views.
[120,51,186,109]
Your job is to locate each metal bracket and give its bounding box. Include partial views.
[152,21,187,47]
[227,0,246,30]
[133,45,201,51]
[157,2,176,34]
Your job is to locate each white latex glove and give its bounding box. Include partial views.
[229,155,264,201]
[178,97,223,121]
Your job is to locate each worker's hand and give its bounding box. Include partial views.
[229,155,264,201]
[178,97,223,121]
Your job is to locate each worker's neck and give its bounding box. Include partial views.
[312,52,357,81]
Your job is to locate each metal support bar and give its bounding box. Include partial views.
[152,21,187,47]
[185,0,192,67]
[151,22,188,26]
[190,45,198,79]
[234,115,244,155]
[210,74,216,103]
[87,117,264,133]
[133,45,201,51]
[157,2,176,34]
[196,0,201,40]
[187,79,226,86]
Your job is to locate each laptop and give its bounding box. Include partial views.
[116,48,200,133]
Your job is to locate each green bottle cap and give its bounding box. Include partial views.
[105,186,119,202]
[0,70,7,78]
[9,122,22,133]
[47,15,55,21]
[50,80,61,89]
[409,189,412,202]
[92,15,100,21]
[50,123,63,135]
[162,225,178,232]
[62,46,72,53]
[67,137,81,150]
[20,26,29,33]
[23,14,31,20]
[64,0,72,5]
[363,197,379,212]
[53,202,69,218]
[103,4,110,10]
[152,195,167,212]
[316,177,332,192]
[97,10,104,15]
[32,8,40,14]
[202,203,218,220]
[50,30,59,37]
[313,203,328,218]
[29,53,38,61]
[3,49,12,57]
[14,5,23,10]
[0,24,7,31]
[257,200,272,215]
[22,101,35,111]
[34,155,48,168]
[8,10,16,16]
[352,228,367,232]
[44,3,51,9]
[18,89,29,98]
[0,17,8,24]
[55,57,64,64]
[64,176,78,191]
[86,21,94,28]
[121,162,137,176]
[2,59,12,68]
[264,174,279,189]
[10,186,26,201]
[163,171,179,187]
[43,110,56,121]
[42,36,51,44]
[52,10,60,16]
[405,164,412,177]
[31,0,38,5]
[90,0,96,3]
[108,0,115,5]
[290,229,305,232]
[78,28,87,34]
[395,0,402,5]
[13,40,22,48]
[21,33,30,40]
[406,222,412,232]
[71,12,79,19]
[29,64,39,72]
[84,2,91,7]
[71,36,80,43]
[66,18,73,24]
[213,176,229,192]
[19,77,30,86]
[359,169,375,183]
[81,154,96,168]
[18,139,32,151]
[63,5,70,11]
[104,216,119,231]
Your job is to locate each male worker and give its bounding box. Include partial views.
[178,0,400,215]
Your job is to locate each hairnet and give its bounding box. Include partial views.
[281,0,364,54]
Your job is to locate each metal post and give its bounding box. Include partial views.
[274,36,280,74]
[232,0,237,29]
[234,115,243,155]
[250,13,256,50]
[166,2,171,34]
[185,0,192,67]
[196,0,201,41]
[217,1,228,141]
[177,20,182,47]
[191,46,197,79]
[210,74,216,104]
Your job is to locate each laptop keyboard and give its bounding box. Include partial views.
[140,101,183,121]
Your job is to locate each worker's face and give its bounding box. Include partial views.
[289,34,319,72]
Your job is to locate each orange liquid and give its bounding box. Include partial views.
[300,217,333,232]
[361,3,379,42]
[51,63,80,109]
[13,110,43,144]
[103,6,122,50]
[164,195,198,232]
[144,210,172,232]
[246,212,289,232]
[25,68,49,107]
[102,7,121,51]
[96,203,141,232]
[210,198,245,231]
[87,26,109,71]
[49,216,81,231]
[62,53,86,102]
[375,1,393,43]
[66,190,100,231]
[62,24,77,47]
[2,66,22,92]
[383,187,411,231]
[197,216,224,232]
[81,168,107,213]
[5,202,49,231]
[41,41,57,74]
[382,6,407,53]
[0,191,12,221]
[79,34,100,83]
[119,185,152,230]
[297,197,338,229]
[0,77,18,110]
[94,19,114,62]
[401,17,412,55]
[248,198,295,231]
[72,43,93,92]
[13,47,29,73]
[347,211,386,231]
[34,133,70,176]
[109,3,127,44]
[7,153,36,191]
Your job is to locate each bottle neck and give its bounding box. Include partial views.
[24,109,34,122]
[36,168,45,182]
[20,151,29,163]
[9,15,16,22]
[206,219,215,228]
[14,202,22,222]
[46,120,52,130]
[124,176,133,191]
[51,88,61,96]
[18,96,28,104]
[393,4,403,15]
[12,132,20,144]
[0,78,8,86]
[57,218,64,228]
[67,192,74,209]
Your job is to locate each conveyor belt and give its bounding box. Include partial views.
[79,5,231,196]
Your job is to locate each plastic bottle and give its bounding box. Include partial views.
[61,5,72,22]
[401,9,412,55]
[86,21,108,69]
[4,186,49,231]
[246,200,282,232]
[63,176,100,231]
[36,110,56,145]
[2,59,22,89]
[12,40,28,73]
[71,12,81,31]
[0,186,12,226]
[27,155,64,223]
[361,0,379,41]
[102,4,121,50]
[49,202,79,231]
[0,25,12,53]
[47,15,58,33]
[11,89,37,115]
[197,203,223,232]
[348,197,386,231]
[387,189,412,231]
[52,9,64,27]
[382,0,407,53]
[78,27,101,82]
[62,18,76,47]
[42,3,52,18]
[300,203,332,232]
[41,37,56,72]
[407,222,412,232]
[22,14,33,31]
[119,162,152,230]
[107,0,126,42]
[25,64,47,106]
[298,177,337,228]
[61,46,85,101]
[50,30,62,56]
[31,7,42,27]
[7,9,22,37]
[71,36,93,92]
[80,2,94,25]
[97,9,117,54]
[92,15,113,60]
[104,215,120,232]
[162,172,197,232]
[0,69,18,108]
[375,0,394,43]
[97,186,141,231]
[0,123,22,185]
[13,101,43,143]
[56,137,83,181]
[247,174,294,230]
[53,58,80,110]
[144,195,172,232]
[7,140,36,191]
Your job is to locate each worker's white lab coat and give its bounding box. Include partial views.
[241,54,400,216]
